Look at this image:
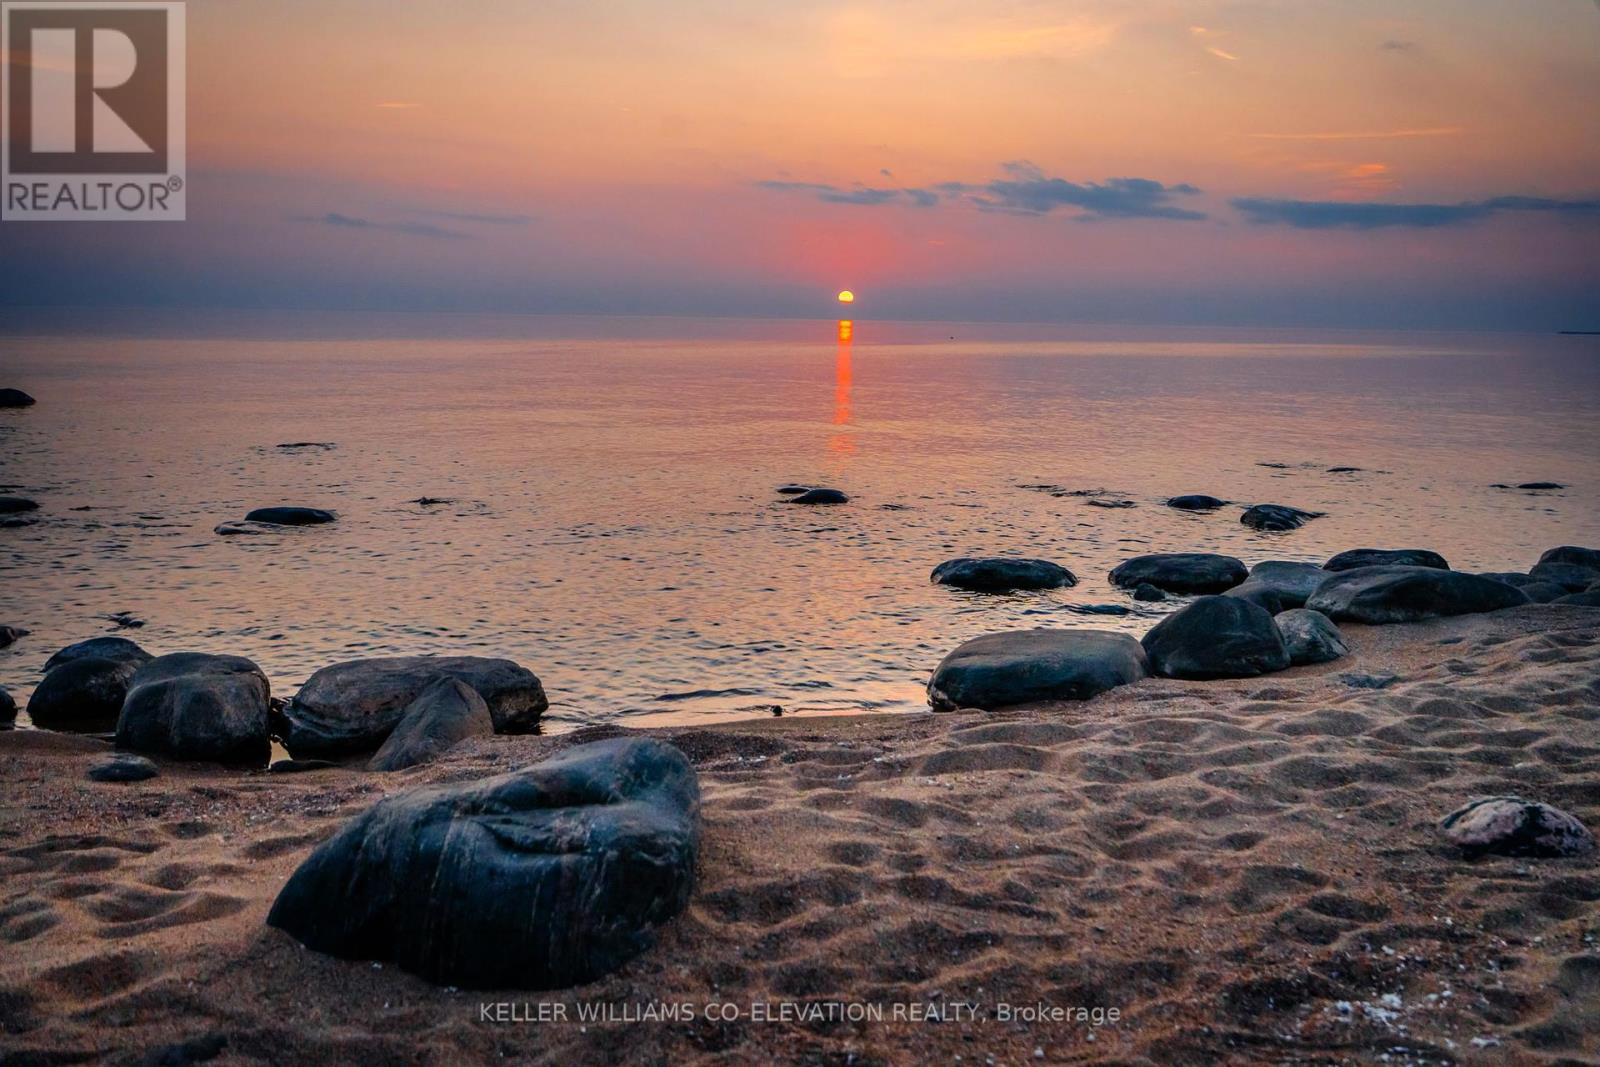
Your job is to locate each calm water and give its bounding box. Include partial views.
[2,312,1598,731]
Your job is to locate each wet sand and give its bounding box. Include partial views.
[2,604,1597,1065]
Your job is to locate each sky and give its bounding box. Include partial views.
[3,0,1599,328]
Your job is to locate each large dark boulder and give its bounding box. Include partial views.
[281,655,547,758]
[245,506,337,526]
[1276,609,1349,666]
[1307,566,1530,624]
[1141,596,1290,680]
[1555,590,1600,607]
[1225,560,1327,614]
[927,630,1148,711]
[1517,581,1570,604]
[1325,548,1450,572]
[27,657,140,730]
[1440,797,1595,859]
[930,557,1077,593]
[267,737,700,989]
[1528,561,1600,592]
[1539,546,1600,570]
[43,636,152,673]
[787,488,848,505]
[368,677,493,772]
[115,653,271,766]
[0,686,15,728]
[1477,571,1537,588]
[1240,504,1322,532]
[0,388,36,408]
[1166,494,1227,511]
[1109,553,1247,595]
[0,496,40,515]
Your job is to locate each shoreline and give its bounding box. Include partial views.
[3,603,1597,1064]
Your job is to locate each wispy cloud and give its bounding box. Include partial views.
[375,101,422,110]
[759,163,1205,221]
[418,209,535,226]
[1379,39,1420,53]
[1249,126,1464,141]
[296,212,470,240]
[1231,195,1600,229]
[1205,46,1238,62]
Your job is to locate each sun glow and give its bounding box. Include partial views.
[837,290,855,304]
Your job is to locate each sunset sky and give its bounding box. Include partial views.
[4,0,1598,327]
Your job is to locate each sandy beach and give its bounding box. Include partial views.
[3,602,1596,1066]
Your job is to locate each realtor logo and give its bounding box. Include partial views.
[2,1,185,220]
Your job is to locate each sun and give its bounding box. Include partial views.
[836,290,855,304]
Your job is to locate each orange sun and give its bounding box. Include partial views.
[836,290,855,304]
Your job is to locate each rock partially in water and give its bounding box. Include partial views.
[115,652,271,766]
[1514,481,1564,490]
[1141,596,1290,680]
[776,485,811,495]
[1085,498,1136,509]
[244,506,337,526]
[787,488,848,505]
[1109,552,1247,595]
[1307,565,1530,624]
[1555,590,1600,607]
[0,496,40,515]
[87,754,159,783]
[281,655,547,758]
[276,442,336,451]
[1275,609,1349,666]
[1239,504,1323,532]
[43,636,152,672]
[267,737,700,989]
[214,521,283,536]
[1245,561,1328,606]
[368,677,493,772]
[928,630,1149,711]
[0,388,37,408]
[930,557,1078,593]
[1166,494,1227,511]
[1539,546,1600,570]
[1132,583,1166,602]
[0,686,15,728]
[1325,548,1450,572]
[1223,579,1291,615]
[0,625,27,648]
[1440,797,1596,859]
[27,657,140,731]
[1528,560,1600,592]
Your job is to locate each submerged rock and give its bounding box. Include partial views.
[43,636,152,673]
[787,488,848,505]
[1109,552,1247,595]
[1440,797,1595,859]
[1166,494,1227,511]
[1240,504,1323,532]
[1275,609,1349,666]
[267,737,700,989]
[1132,583,1166,602]
[930,557,1077,593]
[115,652,272,766]
[1141,596,1290,680]
[0,388,37,408]
[0,496,40,515]
[281,655,547,758]
[1085,498,1136,509]
[1539,546,1600,570]
[368,677,493,772]
[1514,481,1564,490]
[1307,565,1530,624]
[1528,560,1600,592]
[88,754,159,783]
[776,484,810,495]
[927,630,1148,711]
[1325,548,1450,572]
[27,657,140,731]
[244,506,337,526]
[0,625,27,648]
[214,520,283,536]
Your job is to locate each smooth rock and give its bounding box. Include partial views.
[1244,560,1327,606]
[269,758,339,774]
[0,388,36,408]
[1517,581,1570,604]
[244,506,337,526]
[0,496,40,515]
[88,754,159,783]
[368,677,493,772]
[1109,552,1247,595]
[1538,546,1600,570]
[281,655,547,758]
[1166,494,1227,511]
[116,652,271,766]
[1528,560,1600,592]
[1275,609,1349,666]
[1240,504,1323,532]
[1224,579,1290,615]
[43,636,152,672]
[927,630,1148,711]
[0,686,15,728]
[787,488,848,505]
[27,657,140,731]
[1555,590,1600,607]
[1324,548,1450,572]
[1307,565,1530,624]
[776,485,810,495]
[1515,482,1564,490]
[1140,596,1290,680]
[930,557,1078,593]
[1132,583,1166,602]
[0,625,27,648]
[1440,797,1596,859]
[267,737,700,989]
[1477,571,1537,588]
